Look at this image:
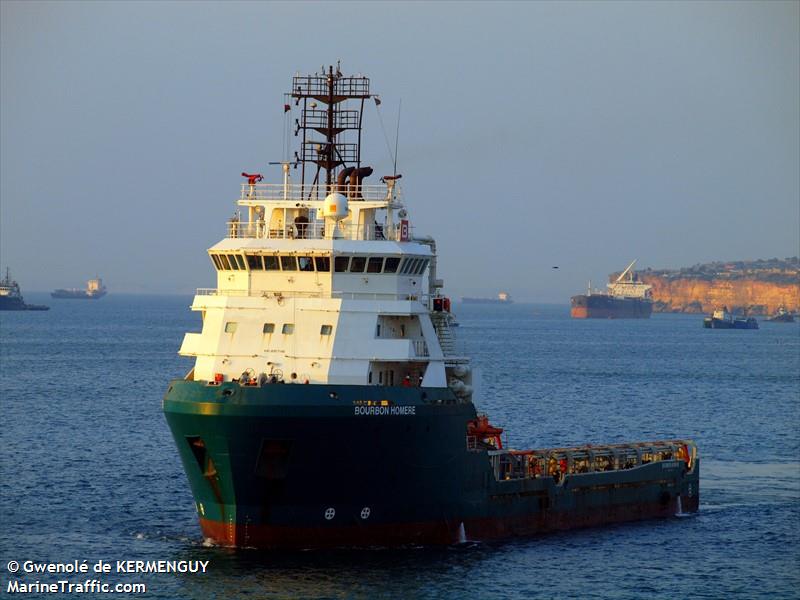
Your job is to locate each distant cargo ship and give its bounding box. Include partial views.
[52,277,107,300]
[0,269,49,311]
[571,260,653,319]
[462,292,513,304]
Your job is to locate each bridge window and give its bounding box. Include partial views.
[226,255,240,270]
[315,256,331,272]
[414,259,429,275]
[399,258,413,274]
[384,257,400,273]
[367,257,384,273]
[334,256,350,272]
[246,254,262,270]
[320,324,333,335]
[281,256,297,271]
[231,254,245,270]
[224,322,237,333]
[298,256,314,272]
[282,323,294,334]
[349,256,367,272]
[217,254,232,270]
[263,255,279,270]
[263,323,275,334]
[210,255,222,270]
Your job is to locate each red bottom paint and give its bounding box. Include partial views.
[199,494,699,549]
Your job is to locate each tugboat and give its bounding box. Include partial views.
[0,269,49,311]
[703,307,759,329]
[766,306,795,323]
[51,277,107,300]
[571,260,653,319]
[163,66,699,549]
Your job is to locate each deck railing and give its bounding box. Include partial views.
[412,339,429,357]
[194,288,427,302]
[239,183,396,203]
[227,220,398,241]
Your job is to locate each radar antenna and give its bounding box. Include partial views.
[290,65,375,192]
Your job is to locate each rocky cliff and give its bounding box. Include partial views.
[628,258,799,315]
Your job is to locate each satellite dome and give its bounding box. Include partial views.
[322,193,348,219]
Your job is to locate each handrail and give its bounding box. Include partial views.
[194,288,428,302]
[239,182,398,203]
[226,220,402,241]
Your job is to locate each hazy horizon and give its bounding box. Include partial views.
[2,1,798,302]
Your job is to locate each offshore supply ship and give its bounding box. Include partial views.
[0,269,49,311]
[571,260,653,319]
[163,66,699,549]
[51,277,107,300]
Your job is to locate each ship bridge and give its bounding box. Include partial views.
[178,65,471,400]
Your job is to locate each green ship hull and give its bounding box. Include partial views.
[163,380,700,548]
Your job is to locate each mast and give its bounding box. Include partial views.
[290,64,373,194]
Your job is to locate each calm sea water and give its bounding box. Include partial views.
[1,295,798,599]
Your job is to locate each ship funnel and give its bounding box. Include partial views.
[336,167,355,193]
[349,166,373,199]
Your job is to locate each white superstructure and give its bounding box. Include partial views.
[179,65,473,398]
[179,175,466,392]
[607,259,653,299]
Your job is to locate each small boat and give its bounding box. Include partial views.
[766,307,795,323]
[703,307,758,329]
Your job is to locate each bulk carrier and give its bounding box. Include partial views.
[51,277,107,300]
[571,260,653,319]
[163,66,699,548]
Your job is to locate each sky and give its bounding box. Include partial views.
[1,1,798,301]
